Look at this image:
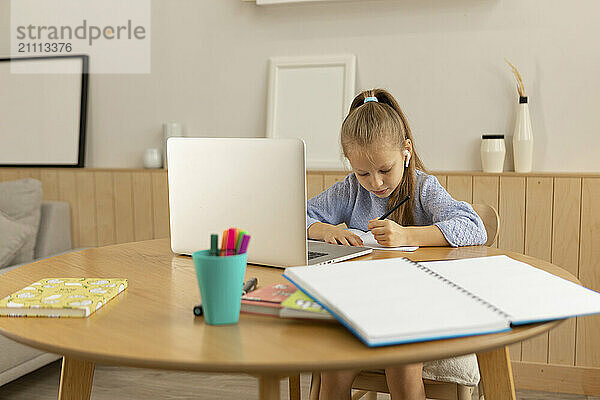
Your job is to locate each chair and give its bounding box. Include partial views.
[305,204,500,400]
[309,371,480,400]
[472,203,500,247]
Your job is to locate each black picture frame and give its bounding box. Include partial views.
[0,54,88,168]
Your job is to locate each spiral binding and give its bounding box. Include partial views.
[403,258,511,319]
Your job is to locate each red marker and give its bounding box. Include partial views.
[226,228,237,256]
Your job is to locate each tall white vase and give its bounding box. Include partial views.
[513,96,533,173]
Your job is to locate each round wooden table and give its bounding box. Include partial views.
[0,239,575,400]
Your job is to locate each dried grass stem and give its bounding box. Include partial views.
[505,59,526,98]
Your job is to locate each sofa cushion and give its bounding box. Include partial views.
[34,202,72,259]
[0,333,48,376]
[0,179,42,265]
[0,213,35,269]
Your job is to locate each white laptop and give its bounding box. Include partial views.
[167,137,372,267]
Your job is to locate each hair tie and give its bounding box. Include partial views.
[363,96,378,104]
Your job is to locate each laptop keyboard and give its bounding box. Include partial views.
[308,251,328,260]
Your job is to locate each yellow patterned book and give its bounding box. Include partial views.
[0,278,128,318]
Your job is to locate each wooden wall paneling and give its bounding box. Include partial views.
[75,172,98,248]
[95,172,116,247]
[18,169,41,180]
[577,178,600,367]
[551,178,582,278]
[57,171,80,248]
[498,177,526,252]
[521,177,553,363]
[18,169,32,179]
[113,172,135,244]
[39,170,59,200]
[307,173,324,199]
[512,362,600,395]
[432,174,447,189]
[30,169,42,180]
[323,174,348,190]
[473,176,499,209]
[132,172,154,241]
[0,169,20,181]
[446,175,472,203]
[525,177,553,261]
[151,172,170,239]
[549,178,581,366]
[473,176,500,247]
[498,176,526,361]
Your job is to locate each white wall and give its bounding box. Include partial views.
[1,0,599,171]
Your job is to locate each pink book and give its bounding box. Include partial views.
[240,283,297,317]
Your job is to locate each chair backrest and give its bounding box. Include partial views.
[471,203,500,247]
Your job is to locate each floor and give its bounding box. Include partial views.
[0,361,598,400]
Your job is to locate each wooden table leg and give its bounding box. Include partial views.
[476,346,516,400]
[258,374,281,400]
[58,356,95,400]
[309,372,321,400]
[289,374,301,400]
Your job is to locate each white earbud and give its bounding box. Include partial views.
[403,150,411,168]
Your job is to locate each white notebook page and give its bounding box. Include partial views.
[422,256,600,324]
[284,258,508,346]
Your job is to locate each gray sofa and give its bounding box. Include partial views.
[0,201,72,386]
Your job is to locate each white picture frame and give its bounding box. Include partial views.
[266,54,356,170]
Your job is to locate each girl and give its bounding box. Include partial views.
[307,88,486,399]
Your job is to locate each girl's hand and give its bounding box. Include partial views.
[323,227,364,247]
[308,222,364,247]
[367,219,410,247]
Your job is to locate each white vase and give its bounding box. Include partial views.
[143,148,163,169]
[481,134,506,173]
[513,96,533,173]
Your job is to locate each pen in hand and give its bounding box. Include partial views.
[378,195,410,220]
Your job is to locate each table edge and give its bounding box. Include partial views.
[0,318,563,373]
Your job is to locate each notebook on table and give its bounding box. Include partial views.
[0,278,128,318]
[283,255,600,347]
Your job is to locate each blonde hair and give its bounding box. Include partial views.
[340,88,426,225]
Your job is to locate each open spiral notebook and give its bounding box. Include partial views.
[283,255,600,347]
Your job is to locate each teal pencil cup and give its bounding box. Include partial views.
[192,250,247,325]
